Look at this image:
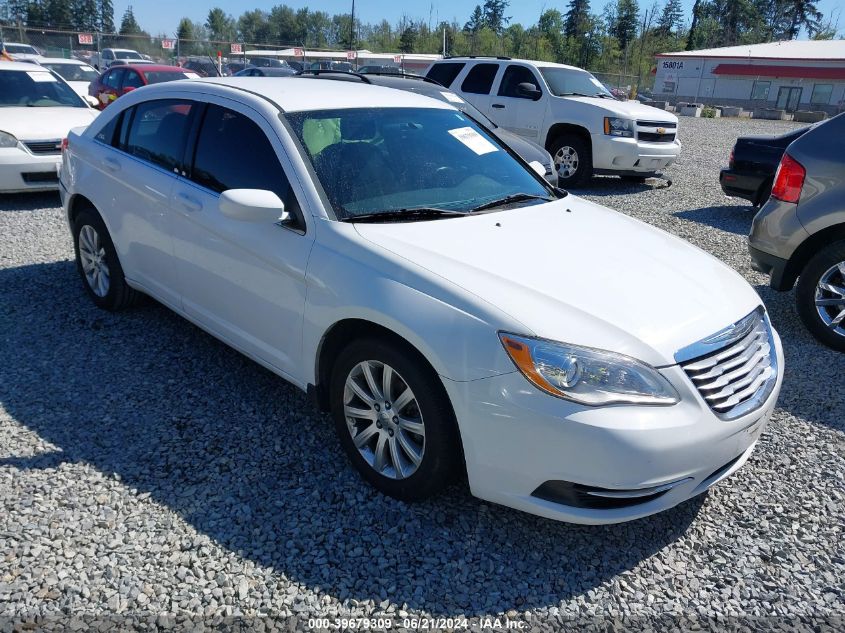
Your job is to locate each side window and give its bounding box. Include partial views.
[124,99,194,172]
[122,70,144,89]
[103,69,123,89]
[191,104,290,205]
[426,62,465,87]
[498,65,541,97]
[461,63,499,95]
[94,111,122,145]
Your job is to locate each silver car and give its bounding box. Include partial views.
[749,112,845,351]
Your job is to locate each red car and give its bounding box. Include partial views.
[89,64,199,109]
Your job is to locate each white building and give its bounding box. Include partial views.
[654,40,845,114]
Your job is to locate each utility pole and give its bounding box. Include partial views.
[349,0,355,51]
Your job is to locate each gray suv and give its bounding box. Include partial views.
[749,113,845,351]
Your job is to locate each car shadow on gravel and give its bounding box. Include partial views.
[672,205,756,235]
[0,259,706,616]
[0,192,61,211]
[572,176,663,197]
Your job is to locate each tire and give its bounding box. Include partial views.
[795,240,845,352]
[549,133,592,187]
[72,207,141,311]
[329,337,461,500]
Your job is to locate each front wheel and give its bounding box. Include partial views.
[329,338,461,500]
[549,134,592,187]
[795,240,845,352]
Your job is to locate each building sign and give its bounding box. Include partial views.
[78,33,93,45]
[293,47,304,57]
[346,50,357,60]
[661,60,684,70]
[230,43,243,54]
[161,39,175,50]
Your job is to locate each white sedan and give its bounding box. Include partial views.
[59,77,783,524]
[0,61,98,193]
[37,57,100,98]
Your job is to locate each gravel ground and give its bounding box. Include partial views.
[1,116,843,631]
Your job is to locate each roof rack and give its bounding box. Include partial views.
[361,71,444,87]
[295,69,372,84]
[443,55,511,60]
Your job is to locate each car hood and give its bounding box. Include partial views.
[0,107,98,140]
[353,198,760,367]
[562,95,678,122]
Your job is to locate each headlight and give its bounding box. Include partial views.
[499,333,679,406]
[603,117,634,138]
[0,131,19,148]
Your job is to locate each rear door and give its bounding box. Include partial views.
[456,63,501,117]
[120,68,145,95]
[169,101,314,379]
[489,64,547,142]
[97,68,124,108]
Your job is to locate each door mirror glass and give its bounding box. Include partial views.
[528,160,546,178]
[219,189,289,223]
[517,82,542,100]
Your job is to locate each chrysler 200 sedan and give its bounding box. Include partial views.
[59,78,783,524]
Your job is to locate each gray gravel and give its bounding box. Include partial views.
[1,116,843,630]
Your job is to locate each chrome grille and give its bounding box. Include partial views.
[678,308,777,420]
[24,140,62,155]
[636,120,677,129]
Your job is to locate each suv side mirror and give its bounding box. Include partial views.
[219,189,289,223]
[517,82,542,101]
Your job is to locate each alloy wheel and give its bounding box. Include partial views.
[78,224,110,298]
[343,360,426,480]
[814,260,845,337]
[554,146,580,179]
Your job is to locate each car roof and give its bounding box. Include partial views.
[38,57,88,65]
[120,64,187,74]
[152,77,456,113]
[0,60,52,71]
[440,57,583,72]
[103,48,139,52]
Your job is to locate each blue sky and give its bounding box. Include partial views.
[119,0,841,40]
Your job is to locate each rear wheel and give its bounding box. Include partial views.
[72,207,141,311]
[329,338,461,500]
[550,134,592,187]
[795,240,845,352]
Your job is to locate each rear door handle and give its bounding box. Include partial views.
[102,157,121,173]
[176,192,202,213]
[492,103,505,109]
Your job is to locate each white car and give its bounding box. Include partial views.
[37,57,100,98]
[0,61,98,193]
[91,48,144,70]
[59,78,782,524]
[2,42,42,61]
[426,58,681,186]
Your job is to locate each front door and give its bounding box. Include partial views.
[776,87,802,112]
[489,63,547,142]
[170,101,314,380]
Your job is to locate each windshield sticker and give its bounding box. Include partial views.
[183,72,201,79]
[27,71,58,82]
[448,126,498,155]
[441,91,465,104]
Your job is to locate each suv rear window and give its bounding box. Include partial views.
[461,63,498,95]
[426,62,465,88]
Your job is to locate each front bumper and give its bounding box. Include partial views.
[0,147,62,193]
[591,134,681,174]
[443,328,783,524]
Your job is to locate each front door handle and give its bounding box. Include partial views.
[491,103,505,109]
[176,192,202,213]
[102,157,121,173]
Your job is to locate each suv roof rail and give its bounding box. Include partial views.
[443,55,512,60]
[295,69,373,84]
[361,71,444,86]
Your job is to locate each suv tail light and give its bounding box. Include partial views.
[61,137,69,152]
[728,147,735,168]
[771,153,805,203]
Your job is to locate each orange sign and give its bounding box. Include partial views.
[293,47,304,57]
[230,43,242,54]
[78,33,94,45]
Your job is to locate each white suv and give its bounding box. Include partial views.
[426,58,681,186]
[60,77,780,524]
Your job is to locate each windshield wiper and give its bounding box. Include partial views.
[341,207,466,223]
[470,193,553,213]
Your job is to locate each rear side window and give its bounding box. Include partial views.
[461,63,498,95]
[426,62,465,87]
[124,99,194,172]
[94,112,122,145]
[191,104,289,202]
[498,65,541,97]
[103,69,123,89]
[122,70,144,89]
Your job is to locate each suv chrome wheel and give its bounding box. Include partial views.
[814,261,845,336]
[554,146,579,179]
[343,360,425,480]
[78,224,110,297]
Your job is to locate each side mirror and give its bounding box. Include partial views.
[528,160,547,178]
[517,82,542,101]
[219,189,289,223]
[83,95,99,108]
[121,86,135,95]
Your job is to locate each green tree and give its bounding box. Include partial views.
[206,7,235,42]
[538,8,566,61]
[564,0,591,38]
[656,0,684,35]
[98,0,114,32]
[73,0,99,30]
[612,0,639,50]
[464,5,484,33]
[482,0,510,33]
[398,24,417,52]
[119,4,142,35]
[783,0,821,38]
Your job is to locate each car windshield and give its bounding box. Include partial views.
[143,71,196,84]
[539,67,613,98]
[6,44,39,55]
[43,62,99,82]
[286,107,551,219]
[0,69,85,107]
[115,51,143,60]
